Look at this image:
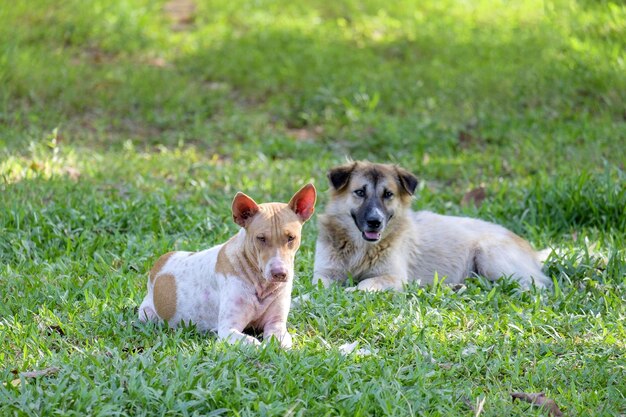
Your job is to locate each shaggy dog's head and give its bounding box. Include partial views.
[325,161,418,243]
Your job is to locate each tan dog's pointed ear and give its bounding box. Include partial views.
[328,162,357,191]
[232,192,260,227]
[288,183,316,223]
[396,167,419,195]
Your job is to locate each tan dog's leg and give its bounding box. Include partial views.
[263,320,292,349]
[138,297,158,322]
[217,299,261,346]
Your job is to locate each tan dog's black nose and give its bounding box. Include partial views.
[271,266,288,281]
[273,272,286,280]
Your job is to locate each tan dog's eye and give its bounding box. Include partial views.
[287,235,295,243]
[256,236,266,243]
[383,190,394,199]
[353,189,366,198]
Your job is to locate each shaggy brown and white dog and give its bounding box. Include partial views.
[313,161,550,291]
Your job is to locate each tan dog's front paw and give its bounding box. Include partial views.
[263,330,293,349]
[223,330,261,346]
[244,335,262,346]
[279,332,293,349]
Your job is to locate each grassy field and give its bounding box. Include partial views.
[1,0,625,415]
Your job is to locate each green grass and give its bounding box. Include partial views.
[1,0,625,415]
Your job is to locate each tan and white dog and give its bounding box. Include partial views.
[313,161,551,291]
[138,184,316,348]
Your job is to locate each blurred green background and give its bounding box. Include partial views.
[2,0,624,162]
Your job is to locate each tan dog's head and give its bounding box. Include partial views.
[231,184,316,282]
[326,161,418,243]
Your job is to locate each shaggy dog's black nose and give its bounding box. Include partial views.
[366,219,381,229]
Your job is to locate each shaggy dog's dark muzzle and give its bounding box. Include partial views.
[351,199,391,242]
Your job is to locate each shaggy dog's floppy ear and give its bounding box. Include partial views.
[328,162,357,191]
[395,167,419,195]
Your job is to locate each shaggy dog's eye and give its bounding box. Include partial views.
[257,236,266,243]
[287,235,295,243]
[383,190,394,199]
[353,189,366,198]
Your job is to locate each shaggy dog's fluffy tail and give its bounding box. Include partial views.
[537,248,554,265]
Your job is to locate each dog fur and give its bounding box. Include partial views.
[313,161,551,291]
[138,184,316,348]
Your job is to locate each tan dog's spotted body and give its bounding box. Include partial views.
[314,161,551,291]
[139,184,316,348]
